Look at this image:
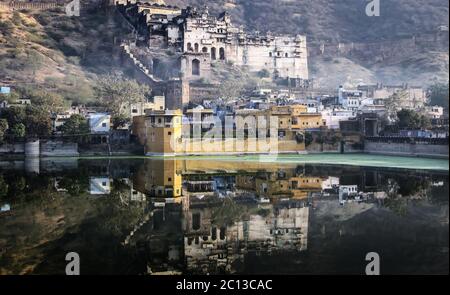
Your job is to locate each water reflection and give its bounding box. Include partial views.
[0,158,448,275]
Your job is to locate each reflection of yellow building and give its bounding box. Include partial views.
[134,158,183,198]
[253,173,323,200]
[132,159,324,203]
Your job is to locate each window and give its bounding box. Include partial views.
[102,122,107,127]
[211,227,217,240]
[220,227,226,240]
[168,131,172,135]
[193,213,201,230]
[168,177,172,182]
[132,109,138,113]
[192,59,200,76]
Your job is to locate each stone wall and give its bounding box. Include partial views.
[40,141,79,157]
[0,143,24,154]
[0,140,79,157]
[364,141,449,159]
[120,43,167,95]
[308,31,448,61]
[0,1,61,10]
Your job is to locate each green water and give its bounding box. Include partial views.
[70,153,449,171]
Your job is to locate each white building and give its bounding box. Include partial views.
[338,86,365,110]
[89,177,111,195]
[129,95,165,119]
[88,113,111,133]
[339,185,359,205]
[321,108,356,129]
[321,176,340,190]
[425,106,444,119]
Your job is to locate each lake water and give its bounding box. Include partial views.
[0,155,448,275]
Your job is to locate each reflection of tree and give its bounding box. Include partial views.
[95,180,146,238]
[58,172,89,196]
[381,176,432,216]
[0,175,8,199]
[383,198,409,217]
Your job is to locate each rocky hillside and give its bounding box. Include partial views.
[0,4,132,104]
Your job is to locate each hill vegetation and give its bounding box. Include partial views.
[0,5,133,104]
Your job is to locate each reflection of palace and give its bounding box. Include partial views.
[183,202,309,274]
[128,158,410,273]
[131,159,325,273]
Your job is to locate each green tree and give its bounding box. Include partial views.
[0,119,9,143]
[26,90,66,113]
[1,106,26,127]
[304,132,313,146]
[94,73,150,117]
[396,109,430,130]
[61,114,89,136]
[25,106,52,138]
[10,123,26,138]
[428,82,449,109]
[0,92,20,104]
[112,114,130,130]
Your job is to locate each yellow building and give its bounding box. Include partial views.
[268,105,326,131]
[133,109,306,156]
[137,110,183,156]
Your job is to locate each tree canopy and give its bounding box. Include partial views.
[94,73,150,117]
[61,114,90,136]
[428,82,449,109]
[396,109,431,130]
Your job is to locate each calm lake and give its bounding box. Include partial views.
[0,155,448,275]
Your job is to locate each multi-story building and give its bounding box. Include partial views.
[357,83,428,110]
[132,107,312,156]
[321,108,356,130]
[116,1,309,83]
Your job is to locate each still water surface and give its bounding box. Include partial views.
[0,156,448,275]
